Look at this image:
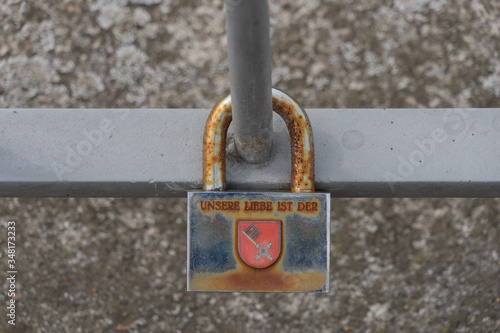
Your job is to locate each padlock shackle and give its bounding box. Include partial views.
[203,88,315,193]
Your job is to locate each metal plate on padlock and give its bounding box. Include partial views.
[187,191,330,292]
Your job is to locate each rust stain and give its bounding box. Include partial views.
[202,97,232,191]
[272,95,315,193]
[189,265,326,292]
[203,89,315,193]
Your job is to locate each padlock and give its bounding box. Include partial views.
[187,87,330,292]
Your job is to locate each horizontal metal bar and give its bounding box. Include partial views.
[1,108,499,197]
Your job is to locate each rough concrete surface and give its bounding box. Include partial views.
[0,0,499,332]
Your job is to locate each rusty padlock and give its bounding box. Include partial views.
[187,88,330,292]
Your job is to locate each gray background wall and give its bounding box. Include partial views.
[0,0,499,332]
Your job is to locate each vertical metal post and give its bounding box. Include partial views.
[225,0,273,163]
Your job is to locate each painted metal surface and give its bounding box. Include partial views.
[187,191,330,292]
[203,87,315,193]
[2,108,500,197]
[225,0,273,163]
[202,94,233,192]
[237,220,281,269]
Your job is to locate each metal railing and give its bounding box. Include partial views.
[1,107,498,197]
[0,1,499,198]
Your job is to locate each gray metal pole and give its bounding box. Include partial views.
[225,0,273,163]
[2,108,500,198]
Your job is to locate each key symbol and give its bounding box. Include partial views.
[242,225,273,261]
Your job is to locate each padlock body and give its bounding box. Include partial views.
[187,192,330,292]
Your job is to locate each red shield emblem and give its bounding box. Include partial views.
[237,220,281,269]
